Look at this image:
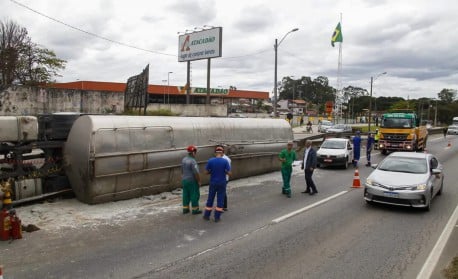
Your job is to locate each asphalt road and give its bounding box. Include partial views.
[1,135,457,279]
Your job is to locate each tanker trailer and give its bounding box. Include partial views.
[63,115,293,204]
[0,114,78,205]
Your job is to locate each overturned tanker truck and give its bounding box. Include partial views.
[1,115,293,205]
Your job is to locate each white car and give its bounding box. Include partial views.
[316,138,353,169]
[326,124,352,133]
[447,124,458,135]
[364,152,444,210]
[318,120,334,133]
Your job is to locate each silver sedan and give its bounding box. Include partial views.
[364,152,444,210]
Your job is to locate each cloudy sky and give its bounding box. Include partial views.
[2,0,457,99]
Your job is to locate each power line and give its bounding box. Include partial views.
[9,0,275,60]
[9,0,176,57]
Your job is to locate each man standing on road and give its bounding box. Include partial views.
[203,146,231,222]
[181,145,202,215]
[216,145,231,211]
[301,140,318,195]
[366,133,375,167]
[352,131,362,168]
[279,141,297,198]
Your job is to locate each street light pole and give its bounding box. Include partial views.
[162,79,167,104]
[434,99,438,126]
[368,72,386,131]
[167,71,173,104]
[273,28,298,117]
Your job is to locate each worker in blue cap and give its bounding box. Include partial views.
[352,131,361,168]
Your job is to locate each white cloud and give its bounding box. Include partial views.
[1,0,457,99]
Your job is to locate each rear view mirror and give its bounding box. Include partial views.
[371,164,378,169]
[431,168,442,175]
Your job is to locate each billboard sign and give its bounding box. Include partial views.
[178,27,222,62]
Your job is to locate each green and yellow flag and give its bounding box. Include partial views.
[331,22,343,47]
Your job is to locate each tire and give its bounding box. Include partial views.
[424,190,432,211]
[343,157,349,169]
[437,178,444,196]
[381,149,387,155]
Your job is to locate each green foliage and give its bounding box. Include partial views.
[278,75,335,113]
[437,88,457,103]
[0,20,66,89]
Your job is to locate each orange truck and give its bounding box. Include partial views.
[378,111,428,155]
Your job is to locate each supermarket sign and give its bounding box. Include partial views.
[178,86,228,95]
[178,27,222,62]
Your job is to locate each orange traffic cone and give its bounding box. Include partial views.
[0,265,4,279]
[351,168,361,188]
[447,140,451,147]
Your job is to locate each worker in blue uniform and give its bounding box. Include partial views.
[366,133,375,166]
[203,146,231,222]
[352,131,361,168]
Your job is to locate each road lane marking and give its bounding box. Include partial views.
[272,191,349,224]
[416,204,458,279]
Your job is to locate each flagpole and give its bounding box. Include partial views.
[336,13,343,124]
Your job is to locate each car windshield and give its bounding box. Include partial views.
[377,157,427,173]
[321,140,346,149]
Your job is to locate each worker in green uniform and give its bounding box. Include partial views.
[279,141,297,198]
[181,145,202,215]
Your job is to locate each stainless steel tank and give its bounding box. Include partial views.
[63,115,293,204]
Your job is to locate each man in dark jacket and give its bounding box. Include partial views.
[301,140,318,195]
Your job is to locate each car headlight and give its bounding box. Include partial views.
[366,179,373,186]
[415,184,427,190]
[335,153,345,158]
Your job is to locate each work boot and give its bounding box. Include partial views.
[192,209,202,215]
[183,209,190,214]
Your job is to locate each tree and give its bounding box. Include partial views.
[0,20,66,89]
[437,88,457,103]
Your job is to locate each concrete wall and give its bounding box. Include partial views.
[0,86,123,115]
[0,86,227,117]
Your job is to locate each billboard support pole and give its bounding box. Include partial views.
[186,61,191,104]
[206,58,211,105]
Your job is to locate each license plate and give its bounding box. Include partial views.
[391,144,398,147]
[383,191,399,198]
[324,159,332,162]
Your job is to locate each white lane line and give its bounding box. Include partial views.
[272,191,348,224]
[416,204,458,279]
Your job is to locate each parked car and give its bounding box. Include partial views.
[447,124,458,135]
[364,152,444,210]
[316,138,353,169]
[326,124,352,133]
[318,120,334,133]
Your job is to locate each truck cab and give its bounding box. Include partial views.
[378,111,428,154]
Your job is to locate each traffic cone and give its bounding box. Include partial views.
[0,265,4,279]
[447,140,451,147]
[351,168,361,188]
